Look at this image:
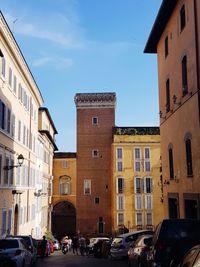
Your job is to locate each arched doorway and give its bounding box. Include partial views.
[14,204,18,235]
[52,201,76,241]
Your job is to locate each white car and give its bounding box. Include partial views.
[0,238,32,267]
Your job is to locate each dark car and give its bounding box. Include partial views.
[148,219,200,267]
[128,233,153,267]
[13,235,37,265]
[111,230,153,259]
[177,245,200,267]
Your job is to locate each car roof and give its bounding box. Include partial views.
[116,230,152,238]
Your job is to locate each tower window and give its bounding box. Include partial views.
[92,117,98,125]
[165,36,168,57]
[180,4,186,32]
[182,55,188,96]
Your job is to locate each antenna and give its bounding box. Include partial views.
[12,18,18,33]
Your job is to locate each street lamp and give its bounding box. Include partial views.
[4,154,24,170]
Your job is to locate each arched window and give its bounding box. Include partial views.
[59,176,71,195]
[182,55,188,96]
[184,134,193,176]
[168,144,174,179]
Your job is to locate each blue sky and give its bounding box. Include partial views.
[1,0,162,152]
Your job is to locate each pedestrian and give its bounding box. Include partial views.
[72,235,79,255]
[79,235,86,256]
[40,235,47,258]
[85,235,90,256]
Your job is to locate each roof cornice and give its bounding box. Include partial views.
[144,0,178,53]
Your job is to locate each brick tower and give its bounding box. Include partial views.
[74,92,116,236]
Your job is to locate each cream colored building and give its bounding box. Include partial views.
[112,127,164,234]
[0,11,57,238]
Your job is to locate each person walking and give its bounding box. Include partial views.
[72,235,79,255]
[79,235,86,256]
[40,236,47,258]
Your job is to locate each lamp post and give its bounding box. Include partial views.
[4,154,24,170]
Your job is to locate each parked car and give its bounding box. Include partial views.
[0,238,32,267]
[13,235,37,265]
[0,255,16,267]
[88,237,110,257]
[110,230,153,259]
[128,233,153,267]
[148,219,200,267]
[177,245,200,267]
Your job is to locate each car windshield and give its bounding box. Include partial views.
[0,239,19,249]
[17,236,31,246]
[112,237,122,244]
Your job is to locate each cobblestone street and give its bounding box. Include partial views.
[36,251,128,267]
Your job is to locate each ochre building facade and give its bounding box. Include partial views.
[145,0,200,219]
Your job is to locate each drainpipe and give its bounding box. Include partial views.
[194,0,200,123]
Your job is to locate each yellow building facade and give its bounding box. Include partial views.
[52,152,76,239]
[112,127,164,234]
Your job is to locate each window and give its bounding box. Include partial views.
[136,212,142,226]
[11,114,15,138]
[92,117,98,125]
[146,213,152,225]
[84,179,91,195]
[135,148,140,159]
[4,157,9,185]
[180,4,186,32]
[166,79,170,112]
[135,195,142,210]
[8,67,12,88]
[117,213,124,225]
[116,148,123,159]
[92,149,99,158]
[117,161,123,172]
[95,197,99,204]
[23,125,26,145]
[10,159,14,185]
[134,148,141,172]
[182,55,188,95]
[7,210,12,235]
[165,36,168,57]
[117,177,124,194]
[144,148,151,172]
[18,120,21,141]
[13,75,17,94]
[59,176,71,195]
[168,147,174,179]
[145,177,152,193]
[62,160,68,168]
[145,195,153,210]
[117,195,124,210]
[1,210,7,236]
[185,138,193,176]
[7,109,11,134]
[135,177,143,193]
[1,57,6,78]
[0,101,6,130]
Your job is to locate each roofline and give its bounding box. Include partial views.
[54,152,77,159]
[39,130,58,151]
[39,107,58,134]
[144,0,178,53]
[0,11,44,102]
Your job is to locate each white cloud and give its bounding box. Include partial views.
[32,56,74,69]
[4,11,85,49]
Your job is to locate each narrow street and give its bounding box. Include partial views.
[36,251,128,267]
